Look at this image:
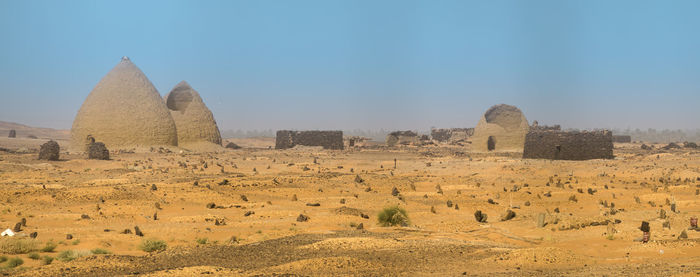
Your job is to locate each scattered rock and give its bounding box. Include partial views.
[8,129,16,138]
[474,210,488,223]
[225,142,242,149]
[244,211,255,217]
[88,142,110,160]
[537,213,546,228]
[66,234,73,240]
[291,194,298,201]
[430,206,436,214]
[640,221,650,232]
[29,232,37,239]
[134,226,144,236]
[446,200,453,208]
[13,222,21,232]
[38,140,60,161]
[306,203,320,207]
[391,187,400,196]
[206,203,216,209]
[240,195,248,202]
[296,214,309,222]
[501,210,516,221]
[151,184,157,191]
[80,214,91,220]
[356,223,364,230]
[354,175,364,183]
[679,230,688,239]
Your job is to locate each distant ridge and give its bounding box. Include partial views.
[0,120,69,140]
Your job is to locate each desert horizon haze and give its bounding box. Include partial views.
[1,0,700,132]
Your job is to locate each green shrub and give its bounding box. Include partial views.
[41,255,54,265]
[40,241,57,253]
[71,239,81,245]
[27,252,40,260]
[377,205,410,227]
[0,256,7,263]
[56,250,76,262]
[90,248,111,255]
[196,238,208,245]
[0,237,38,254]
[139,238,167,252]
[5,257,23,268]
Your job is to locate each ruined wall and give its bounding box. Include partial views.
[386,131,420,147]
[431,128,474,142]
[612,135,632,143]
[523,130,613,160]
[275,130,344,150]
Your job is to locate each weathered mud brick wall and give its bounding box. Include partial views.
[275,130,344,150]
[523,130,613,160]
[612,135,632,143]
[431,128,474,142]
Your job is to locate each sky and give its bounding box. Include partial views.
[1,0,699,132]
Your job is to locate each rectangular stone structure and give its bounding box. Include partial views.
[612,135,632,143]
[275,130,344,150]
[430,128,474,142]
[523,130,613,160]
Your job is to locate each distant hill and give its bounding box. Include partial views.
[0,121,69,140]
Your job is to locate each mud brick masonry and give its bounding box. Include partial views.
[523,130,614,160]
[275,130,344,150]
[612,135,632,143]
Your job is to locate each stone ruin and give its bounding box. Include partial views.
[530,121,561,131]
[275,130,344,150]
[430,128,474,143]
[386,131,431,147]
[8,129,16,138]
[344,136,371,148]
[523,130,614,160]
[71,57,178,151]
[88,142,110,160]
[472,104,530,152]
[38,140,60,161]
[612,135,632,143]
[164,81,222,147]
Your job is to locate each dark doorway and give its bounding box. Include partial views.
[487,136,496,151]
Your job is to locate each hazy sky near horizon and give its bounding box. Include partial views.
[1,0,699,132]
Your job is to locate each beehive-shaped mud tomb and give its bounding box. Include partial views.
[472,104,530,152]
[71,57,178,150]
[164,81,222,146]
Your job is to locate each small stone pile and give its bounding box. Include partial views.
[38,140,60,161]
[88,142,110,160]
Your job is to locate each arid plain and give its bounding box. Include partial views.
[0,136,698,276]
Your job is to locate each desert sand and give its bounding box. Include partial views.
[0,137,698,276]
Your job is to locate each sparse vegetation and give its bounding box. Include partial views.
[40,241,57,253]
[57,250,76,262]
[378,205,409,227]
[5,257,23,268]
[28,252,40,260]
[196,238,208,245]
[71,239,81,245]
[0,237,38,254]
[41,255,54,265]
[139,238,167,252]
[91,248,111,254]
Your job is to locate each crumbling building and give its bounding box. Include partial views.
[275,130,344,150]
[523,130,614,160]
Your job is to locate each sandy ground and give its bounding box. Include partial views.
[0,139,698,276]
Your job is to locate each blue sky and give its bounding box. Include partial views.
[1,0,699,131]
